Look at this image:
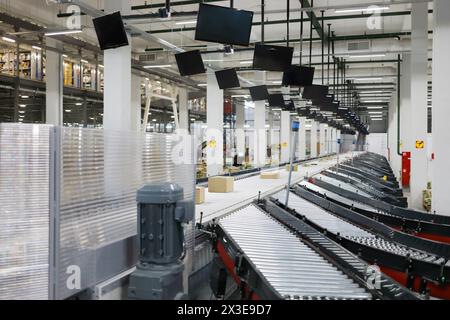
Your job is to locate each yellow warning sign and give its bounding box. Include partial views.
[415,140,425,149]
[208,140,217,148]
[282,142,288,148]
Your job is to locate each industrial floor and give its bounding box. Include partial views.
[197,152,359,223]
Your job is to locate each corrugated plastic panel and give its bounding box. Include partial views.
[0,123,51,300]
[57,128,195,299]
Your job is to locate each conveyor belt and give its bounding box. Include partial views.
[219,205,372,299]
[271,190,446,266]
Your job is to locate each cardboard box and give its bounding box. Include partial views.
[260,171,280,179]
[286,164,299,172]
[196,186,205,204]
[208,176,234,193]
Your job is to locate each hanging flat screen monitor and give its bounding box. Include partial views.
[268,94,285,108]
[282,66,315,87]
[195,4,254,46]
[93,12,129,50]
[303,85,329,100]
[175,50,205,76]
[253,44,294,72]
[215,68,240,89]
[249,85,269,101]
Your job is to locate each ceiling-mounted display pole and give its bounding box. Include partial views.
[309,0,314,67]
[332,31,336,98]
[261,0,265,44]
[327,24,331,86]
[299,0,304,64]
[286,0,290,47]
[321,10,325,85]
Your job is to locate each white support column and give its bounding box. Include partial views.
[178,88,189,131]
[400,54,412,153]
[103,0,132,131]
[206,69,224,176]
[280,111,291,163]
[130,73,141,132]
[310,121,318,158]
[253,100,266,168]
[45,38,63,125]
[326,126,332,154]
[409,2,429,209]
[319,123,326,156]
[298,117,307,161]
[235,103,245,164]
[432,0,450,215]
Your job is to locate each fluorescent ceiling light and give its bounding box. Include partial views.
[191,118,196,121]
[197,83,207,87]
[62,54,68,58]
[19,104,27,108]
[204,59,224,62]
[366,106,384,109]
[371,118,384,121]
[272,81,282,85]
[359,91,384,94]
[75,103,83,106]
[143,64,172,69]
[335,6,389,14]
[45,29,83,36]
[65,110,72,113]
[272,108,282,111]
[32,46,42,50]
[2,36,16,43]
[175,20,197,25]
[81,59,88,64]
[21,96,29,99]
[369,111,383,114]
[98,64,104,68]
[89,117,95,120]
[19,110,25,114]
[362,100,387,103]
[240,60,253,64]
[232,95,250,98]
[349,54,386,59]
[352,77,383,81]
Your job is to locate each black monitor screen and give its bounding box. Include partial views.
[215,69,240,89]
[253,44,294,72]
[303,85,329,100]
[175,50,205,76]
[93,12,129,50]
[282,66,315,87]
[195,4,254,46]
[268,94,285,108]
[249,85,269,101]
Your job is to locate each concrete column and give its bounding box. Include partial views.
[298,117,307,161]
[409,2,429,209]
[178,88,189,131]
[388,89,401,179]
[326,126,332,154]
[310,121,318,158]
[235,103,245,164]
[336,129,341,154]
[206,69,224,176]
[432,0,450,215]
[280,111,291,163]
[319,123,326,156]
[253,100,266,168]
[130,73,141,132]
[400,54,412,152]
[103,0,132,131]
[45,38,63,125]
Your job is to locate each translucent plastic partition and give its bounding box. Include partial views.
[0,124,195,300]
[0,124,52,300]
[55,128,196,299]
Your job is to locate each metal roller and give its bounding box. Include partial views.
[219,205,372,300]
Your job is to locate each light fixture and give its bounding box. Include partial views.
[19,104,27,108]
[369,111,383,114]
[362,100,387,103]
[62,54,68,58]
[240,60,253,64]
[191,118,196,121]
[19,110,25,114]
[65,109,72,113]
[231,95,250,98]
[75,102,83,106]
[349,54,386,59]
[152,119,157,122]
[335,6,389,14]
[2,36,16,43]
[203,59,224,62]
[143,64,172,69]
[371,118,384,121]
[45,29,83,36]
[32,45,42,51]
[81,59,88,64]
[175,20,197,25]
[98,64,104,68]
[272,108,282,111]
[352,77,383,81]
[197,83,207,87]
[272,81,282,85]
[366,106,384,109]
[20,95,29,99]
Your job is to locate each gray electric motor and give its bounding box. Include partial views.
[128,183,194,300]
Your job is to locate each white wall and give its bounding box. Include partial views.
[366,133,388,158]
